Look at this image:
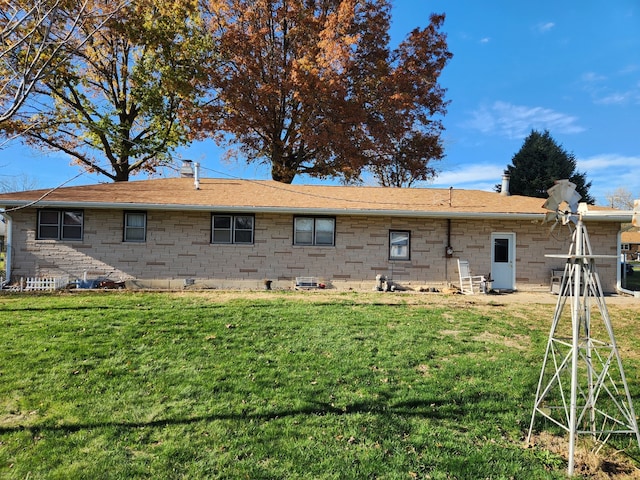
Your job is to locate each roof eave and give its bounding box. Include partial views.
[0,200,629,222]
[1,200,545,220]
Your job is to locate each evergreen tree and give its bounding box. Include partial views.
[498,129,594,204]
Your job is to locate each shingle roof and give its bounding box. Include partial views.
[621,231,640,244]
[0,177,624,220]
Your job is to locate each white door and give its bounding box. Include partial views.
[491,233,516,290]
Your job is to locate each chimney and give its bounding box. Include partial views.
[179,160,194,178]
[500,174,510,196]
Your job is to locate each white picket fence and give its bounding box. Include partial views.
[18,276,69,291]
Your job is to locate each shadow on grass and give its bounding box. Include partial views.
[0,297,426,313]
[0,392,515,436]
[0,303,252,313]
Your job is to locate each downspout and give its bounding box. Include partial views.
[445,218,452,285]
[0,210,11,286]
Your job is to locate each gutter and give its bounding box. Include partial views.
[0,210,11,286]
[0,201,631,222]
[578,209,635,223]
[0,200,548,221]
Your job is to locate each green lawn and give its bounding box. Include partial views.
[1,291,639,479]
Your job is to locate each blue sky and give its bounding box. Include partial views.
[1,1,639,205]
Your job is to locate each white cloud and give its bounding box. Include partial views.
[580,69,640,105]
[619,64,639,75]
[577,154,640,203]
[466,101,585,139]
[427,155,640,203]
[578,153,640,172]
[426,155,640,202]
[535,22,555,33]
[430,163,504,191]
[479,37,490,44]
[594,92,633,105]
[581,72,607,83]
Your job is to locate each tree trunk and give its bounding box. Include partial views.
[271,159,296,184]
[113,163,130,182]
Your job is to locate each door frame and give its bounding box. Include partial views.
[491,232,516,290]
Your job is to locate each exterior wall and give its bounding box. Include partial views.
[450,218,618,292]
[7,208,620,292]
[622,243,640,260]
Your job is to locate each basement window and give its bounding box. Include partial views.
[389,230,410,260]
[212,214,254,244]
[37,210,83,241]
[294,217,335,246]
[124,212,147,242]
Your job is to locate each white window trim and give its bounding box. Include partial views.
[124,211,147,243]
[212,214,255,244]
[294,216,336,246]
[389,230,410,261]
[37,209,84,241]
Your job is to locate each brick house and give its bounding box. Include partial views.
[0,177,630,292]
[621,230,640,260]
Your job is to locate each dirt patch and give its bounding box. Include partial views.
[473,331,530,350]
[439,329,462,336]
[528,432,640,479]
[0,410,37,428]
[175,288,640,307]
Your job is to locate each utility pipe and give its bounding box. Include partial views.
[0,210,11,285]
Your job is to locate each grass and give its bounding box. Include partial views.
[1,291,639,479]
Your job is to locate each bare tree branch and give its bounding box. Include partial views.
[0,0,128,124]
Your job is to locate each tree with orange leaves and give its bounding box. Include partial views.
[363,17,451,187]
[1,0,213,182]
[199,0,451,185]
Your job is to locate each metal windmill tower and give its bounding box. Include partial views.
[527,180,640,476]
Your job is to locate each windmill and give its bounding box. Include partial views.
[527,180,640,476]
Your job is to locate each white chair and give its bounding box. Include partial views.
[457,259,487,294]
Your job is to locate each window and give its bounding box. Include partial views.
[622,243,630,251]
[37,210,83,240]
[389,230,410,260]
[494,238,509,263]
[212,214,254,244]
[294,217,335,246]
[124,212,146,242]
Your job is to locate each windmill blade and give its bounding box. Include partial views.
[544,179,582,230]
[543,196,560,212]
[633,199,640,227]
[550,180,580,210]
[543,211,558,224]
[545,183,565,212]
[566,189,582,213]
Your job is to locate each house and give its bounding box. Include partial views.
[0,175,631,292]
[621,230,640,261]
